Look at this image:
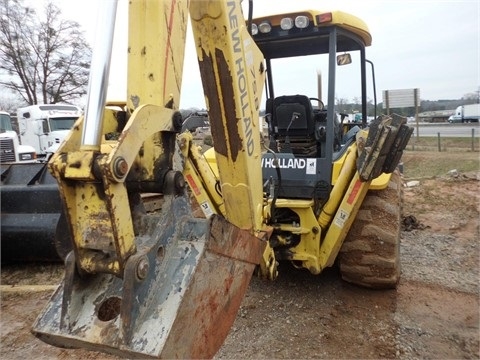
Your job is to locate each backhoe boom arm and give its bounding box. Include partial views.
[32,1,268,358]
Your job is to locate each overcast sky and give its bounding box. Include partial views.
[43,0,479,108]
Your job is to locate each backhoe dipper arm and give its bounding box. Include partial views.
[189,1,266,233]
[181,1,276,279]
[32,1,266,358]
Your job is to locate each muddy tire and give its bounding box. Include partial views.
[339,171,402,289]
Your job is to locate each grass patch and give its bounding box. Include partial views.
[407,136,479,152]
[402,136,480,179]
[402,150,479,179]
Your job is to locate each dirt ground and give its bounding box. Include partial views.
[1,167,479,359]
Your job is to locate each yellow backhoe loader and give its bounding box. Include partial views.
[32,1,412,358]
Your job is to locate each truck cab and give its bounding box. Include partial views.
[448,104,480,123]
[0,111,36,163]
[17,104,82,158]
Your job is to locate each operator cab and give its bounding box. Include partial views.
[264,94,346,158]
[249,9,372,201]
[261,94,357,200]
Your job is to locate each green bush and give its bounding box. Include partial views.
[204,135,213,146]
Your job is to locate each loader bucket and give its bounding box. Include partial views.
[32,194,265,358]
[0,163,69,262]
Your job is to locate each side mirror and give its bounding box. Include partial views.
[33,119,48,135]
[42,119,49,134]
[337,53,352,66]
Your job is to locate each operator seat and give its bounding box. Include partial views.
[272,95,317,157]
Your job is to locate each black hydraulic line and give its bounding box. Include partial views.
[247,0,253,36]
[366,59,377,121]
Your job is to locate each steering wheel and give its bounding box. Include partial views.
[309,97,324,111]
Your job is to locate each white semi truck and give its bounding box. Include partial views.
[0,111,36,163]
[448,103,480,123]
[17,104,82,159]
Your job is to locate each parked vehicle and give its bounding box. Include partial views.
[448,104,479,123]
[17,104,82,158]
[0,111,36,163]
[181,110,209,132]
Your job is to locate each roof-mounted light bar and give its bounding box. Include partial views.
[249,10,372,46]
[251,14,313,35]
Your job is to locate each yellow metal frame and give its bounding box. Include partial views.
[49,104,179,276]
[48,0,190,277]
[201,138,387,275]
[127,0,188,110]
[190,1,266,233]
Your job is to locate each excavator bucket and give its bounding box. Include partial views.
[32,193,265,358]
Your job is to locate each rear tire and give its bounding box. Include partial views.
[338,171,402,289]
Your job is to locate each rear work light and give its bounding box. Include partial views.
[295,15,310,28]
[251,23,258,35]
[280,17,294,30]
[258,21,272,33]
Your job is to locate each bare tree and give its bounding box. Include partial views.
[0,93,23,113]
[462,89,480,104]
[0,0,91,105]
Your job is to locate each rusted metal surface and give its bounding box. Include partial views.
[197,49,229,159]
[357,114,413,181]
[198,49,242,162]
[32,194,265,358]
[45,104,183,277]
[190,0,266,231]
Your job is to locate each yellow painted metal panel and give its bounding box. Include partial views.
[189,1,266,232]
[127,0,188,110]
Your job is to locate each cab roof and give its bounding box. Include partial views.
[251,10,372,59]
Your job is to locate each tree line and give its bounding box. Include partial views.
[336,94,479,119]
[0,0,91,111]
